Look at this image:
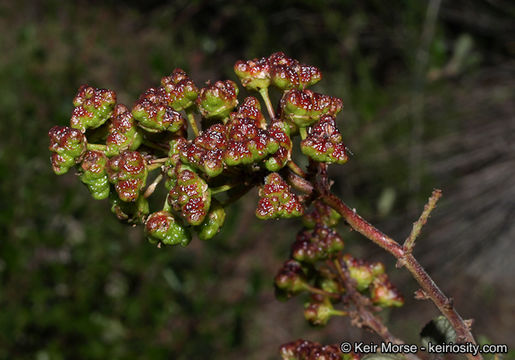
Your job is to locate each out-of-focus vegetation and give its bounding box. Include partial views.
[0,0,513,359]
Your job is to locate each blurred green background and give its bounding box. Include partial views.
[1,0,514,359]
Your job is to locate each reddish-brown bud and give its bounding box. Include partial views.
[70,85,116,132]
[370,273,404,308]
[132,87,186,133]
[167,164,211,226]
[48,125,87,175]
[197,80,239,121]
[107,150,147,202]
[301,115,348,164]
[256,173,303,220]
[179,123,228,177]
[161,68,199,111]
[106,104,143,156]
[281,90,343,128]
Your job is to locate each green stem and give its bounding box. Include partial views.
[143,140,169,153]
[299,127,307,140]
[305,284,340,299]
[144,174,163,198]
[259,87,275,122]
[329,309,348,317]
[186,108,200,137]
[287,161,307,178]
[147,163,164,171]
[150,157,168,164]
[162,193,172,213]
[210,183,239,195]
[86,143,107,151]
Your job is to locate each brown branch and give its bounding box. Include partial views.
[322,192,482,360]
[403,189,442,253]
[331,258,421,360]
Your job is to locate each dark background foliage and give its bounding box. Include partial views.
[0,0,513,359]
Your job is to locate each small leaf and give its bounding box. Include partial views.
[420,315,457,347]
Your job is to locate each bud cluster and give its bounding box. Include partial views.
[343,254,404,307]
[291,225,344,263]
[46,54,405,353]
[273,191,403,329]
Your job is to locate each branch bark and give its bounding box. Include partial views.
[322,192,482,360]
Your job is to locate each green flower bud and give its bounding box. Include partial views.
[280,90,342,128]
[79,150,110,200]
[224,99,279,166]
[132,87,186,133]
[302,200,341,229]
[318,277,340,294]
[195,200,226,240]
[301,115,348,164]
[256,173,303,220]
[168,164,211,226]
[268,52,322,90]
[179,123,227,177]
[312,225,344,254]
[107,150,147,202]
[106,104,143,156]
[145,210,191,247]
[234,96,266,125]
[265,121,292,172]
[343,254,384,292]
[70,85,116,132]
[291,236,323,263]
[370,274,404,308]
[274,260,309,296]
[161,69,199,111]
[304,301,334,326]
[197,80,239,121]
[291,226,344,264]
[234,56,271,91]
[48,125,87,175]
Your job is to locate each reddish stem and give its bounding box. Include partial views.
[322,192,481,360]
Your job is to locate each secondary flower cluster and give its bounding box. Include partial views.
[274,199,403,327]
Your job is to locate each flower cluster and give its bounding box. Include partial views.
[273,190,403,328]
[47,53,405,356]
[106,150,148,202]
